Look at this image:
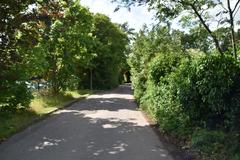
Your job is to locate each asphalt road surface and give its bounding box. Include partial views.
[0,84,184,160]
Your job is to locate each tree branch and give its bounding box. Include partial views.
[227,0,237,58]
[234,4,240,17]
[189,3,223,55]
[233,0,240,13]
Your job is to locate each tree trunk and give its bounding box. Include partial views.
[51,55,60,95]
[90,69,93,90]
[227,0,238,59]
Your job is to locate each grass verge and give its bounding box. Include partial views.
[0,90,92,141]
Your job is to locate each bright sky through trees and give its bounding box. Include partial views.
[81,0,240,32]
[81,0,156,31]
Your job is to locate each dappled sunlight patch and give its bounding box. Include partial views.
[30,137,65,151]
[52,107,149,127]
[87,140,129,156]
[0,84,181,160]
[81,109,149,127]
[100,100,115,104]
[160,153,167,157]
[102,123,121,129]
[108,142,128,154]
[53,109,81,115]
[88,94,134,100]
[34,141,56,150]
[87,141,95,149]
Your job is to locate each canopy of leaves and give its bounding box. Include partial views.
[0,0,129,110]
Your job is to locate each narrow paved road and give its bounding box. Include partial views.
[0,84,183,160]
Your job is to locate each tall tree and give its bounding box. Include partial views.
[40,1,94,94]
[0,0,65,110]
[90,14,128,89]
[114,0,240,57]
[226,0,240,58]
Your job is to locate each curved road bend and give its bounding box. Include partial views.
[0,84,184,160]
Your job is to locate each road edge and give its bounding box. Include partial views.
[0,95,89,144]
[139,108,196,160]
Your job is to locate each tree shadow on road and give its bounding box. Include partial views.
[0,84,186,160]
[27,110,184,160]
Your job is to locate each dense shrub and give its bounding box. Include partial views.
[140,54,191,136]
[191,130,226,155]
[0,81,33,111]
[135,54,240,159]
[92,62,120,89]
[129,25,240,160]
[132,71,147,102]
[0,65,33,111]
[178,55,240,130]
[191,130,240,160]
[148,54,183,85]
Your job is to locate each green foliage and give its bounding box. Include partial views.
[178,55,240,130]
[0,0,39,110]
[0,0,68,110]
[191,130,240,160]
[1,1,129,111]
[129,26,183,101]
[116,0,240,56]
[191,130,226,157]
[129,24,240,159]
[78,13,128,89]
[142,54,191,136]
[0,110,37,140]
[0,81,33,111]
[181,26,212,53]
[148,54,182,85]
[128,29,149,100]
[40,2,95,94]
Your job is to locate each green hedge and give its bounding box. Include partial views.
[133,54,240,159]
[177,55,240,131]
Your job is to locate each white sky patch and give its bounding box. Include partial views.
[80,0,240,32]
[80,0,156,31]
[204,0,240,31]
[170,0,240,32]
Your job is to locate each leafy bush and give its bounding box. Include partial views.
[140,54,191,136]
[191,130,226,155]
[191,130,231,160]
[0,81,33,111]
[129,25,240,160]
[191,130,240,160]
[0,65,33,111]
[132,71,147,102]
[148,54,182,85]
[178,55,240,130]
